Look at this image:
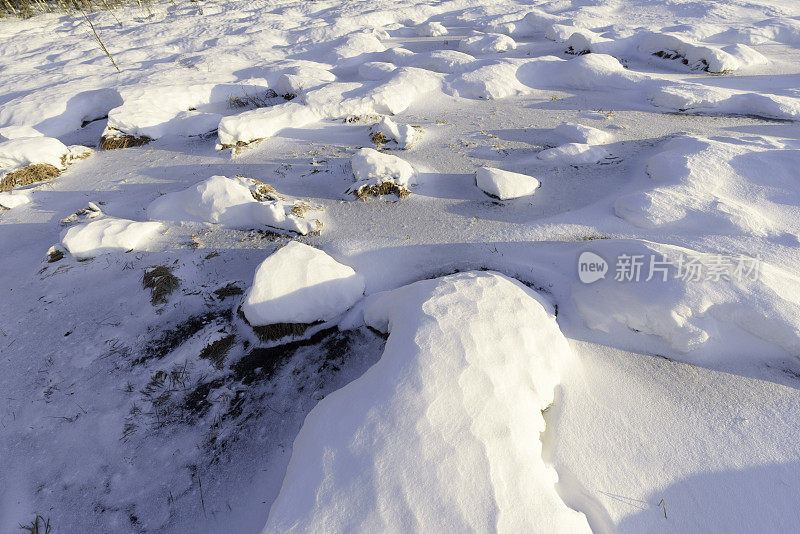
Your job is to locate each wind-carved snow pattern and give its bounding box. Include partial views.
[264,271,591,533]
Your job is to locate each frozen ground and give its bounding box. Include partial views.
[2,0,800,532]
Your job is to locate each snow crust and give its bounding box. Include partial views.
[265,271,591,533]
[241,241,365,326]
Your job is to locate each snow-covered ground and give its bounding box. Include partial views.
[2,0,800,531]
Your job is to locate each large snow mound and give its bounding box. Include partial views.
[614,135,800,237]
[241,241,365,326]
[61,217,163,259]
[265,271,591,533]
[476,167,539,200]
[147,175,320,235]
[217,102,319,146]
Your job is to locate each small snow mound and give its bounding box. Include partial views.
[0,137,68,171]
[349,148,416,197]
[331,32,386,60]
[636,32,767,73]
[452,61,529,100]
[410,50,476,73]
[357,62,397,80]
[61,218,163,259]
[241,241,365,327]
[416,21,448,37]
[265,271,590,533]
[476,167,539,200]
[554,122,613,145]
[459,32,517,54]
[0,190,31,209]
[538,143,609,164]
[147,176,320,235]
[217,102,319,147]
[371,117,422,149]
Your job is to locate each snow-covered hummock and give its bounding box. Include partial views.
[371,117,422,149]
[538,143,609,164]
[459,32,517,54]
[614,135,800,236]
[476,167,540,200]
[416,21,447,37]
[147,176,319,235]
[106,83,273,140]
[648,82,800,120]
[240,241,365,327]
[453,61,529,100]
[0,190,31,209]
[217,102,319,146]
[265,271,591,533]
[554,122,613,145]
[635,32,768,73]
[410,50,476,74]
[0,136,68,171]
[61,217,163,259]
[350,147,417,191]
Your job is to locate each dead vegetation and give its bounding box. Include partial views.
[0,164,60,192]
[100,131,151,150]
[227,88,289,109]
[19,515,52,534]
[370,131,389,148]
[2,0,152,17]
[250,181,281,201]
[352,181,411,200]
[213,283,243,299]
[142,265,180,305]
[199,335,236,369]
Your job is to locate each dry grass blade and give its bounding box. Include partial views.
[80,10,120,73]
[143,265,180,305]
[19,515,52,534]
[0,164,60,192]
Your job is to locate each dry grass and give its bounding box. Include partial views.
[370,131,388,148]
[2,0,151,17]
[199,335,235,369]
[251,182,281,201]
[213,283,243,299]
[228,88,284,109]
[0,164,60,192]
[142,265,180,305]
[47,248,64,263]
[100,132,151,150]
[352,181,410,200]
[19,515,51,534]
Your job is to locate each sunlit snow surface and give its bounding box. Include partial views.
[2,0,800,531]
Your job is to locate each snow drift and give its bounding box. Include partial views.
[264,271,591,533]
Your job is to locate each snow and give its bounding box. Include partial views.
[350,147,417,191]
[459,32,517,55]
[4,0,800,531]
[0,136,68,171]
[266,271,591,533]
[217,102,319,146]
[416,21,448,37]
[537,143,609,164]
[61,217,164,259]
[554,122,613,145]
[147,175,320,235]
[370,116,422,149]
[0,189,31,209]
[241,241,365,326]
[476,166,539,200]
